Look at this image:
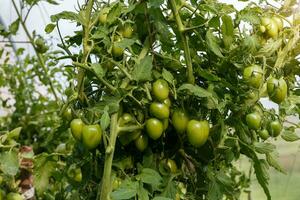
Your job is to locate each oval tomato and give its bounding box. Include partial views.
[268,120,282,137]
[272,16,283,31]
[112,43,124,58]
[172,110,189,134]
[74,168,82,182]
[121,24,133,38]
[152,79,169,101]
[266,20,279,38]
[243,65,263,88]
[119,113,134,126]
[134,134,148,152]
[149,102,170,119]
[162,159,178,173]
[63,108,73,121]
[267,77,287,104]
[70,119,84,141]
[99,7,109,24]
[246,112,262,130]
[145,118,164,140]
[258,129,270,140]
[186,120,209,147]
[82,124,102,149]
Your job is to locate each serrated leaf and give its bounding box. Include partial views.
[132,56,153,82]
[281,130,300,142]
[148,0,164,8]
[45,23,56,34]
[266,153,286,174]
[50,11,83,24]
[137,182,149,200]
[115,38,135,49]
[9,19,20,35]
[0,151,19,175]
[254,142,275,154]
[111,180,138,200]
[221,15,234,49]
[91,63,105,78]
[162,68,174,84]
[139,168,162,188]
[207,180,222,200]
[101,107,110,130]
[177,84,212,98]
[206,29,223,57]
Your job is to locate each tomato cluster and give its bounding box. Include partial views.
[246,108,282,140]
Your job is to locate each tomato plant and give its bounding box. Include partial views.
[1,0,300,199]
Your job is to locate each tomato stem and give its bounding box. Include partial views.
[98,113,119,200]
[169,0,195,84]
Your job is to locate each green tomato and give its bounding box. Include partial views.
[119,113,134,126]
[121,24,133,38]
[112,42,124,58]
[70,119,84,141]
[145,118,164,140]
[152,79,169,101]
[259,25,266,33]
[258,129,270,140]
[272,16,283,31]
[261,17,272,27]
[134,134,148,152]
[74,168,82,182]
[266,20,279,38]
[186,120,210,147]
[163,98,171,107]
[112,178,122,190]
[99,7,109,24]
[6,193,23,200]
[35,38,48,53]
[162,159,178,173]
[172,110,189,134]
[63,108,73,121]
[268,120,282,137]
[149,102,170,119]
[163,119,169,131]
[246,112,262,130]
[0,189,5,200]
[267,77,287,104]
[243,65,263,88]
[82,124,102,149]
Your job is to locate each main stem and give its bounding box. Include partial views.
[11,0,58,101]
[98,113,119,200]
[169,0,195,84]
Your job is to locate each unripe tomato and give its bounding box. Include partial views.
[74,168,82,182]
[162,159,178,173]
[268,120,282,137]
[112,178,122,190]
[70,119,84,141]
[163,98,171,107]
[0,189,5,200]
[112,42,124,58]
[152,79,169,101]
[82,124,102,149]
[163,119,169,131]
[134,134,148,152]
[186,120,209,147]
[149,102,170,119]
[267,77,287,104]
[6,193,23,200]
[99,7,109,24]
[246,112,262,130]
[243,65,263,88]
[261,17,272,28]
[258,129,270,140]
[259,25,266,33]
[172,110,189,134]
[272,16,283,31]
[121,24,133,38]
[35,38,48,53]
[266,20,279,38]
[145,118,164,140]
[63,108,73,121]
[119,113,134,126]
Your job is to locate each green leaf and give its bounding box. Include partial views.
[254,142,276,154]
[266,153,286,174]
[101,107,110,131]
[206,29,223,57]
[137,182,149,200]
[132,56,153,82]
[115,38,135,49]
[207,180,222,200]
[152,197,172,200]
[139,168,162,188]
[281,130,300,142]
[9,19,20,35]
[91,63,105,78]
[148,0,164,8]
[162,68,174,84]
[177,84,212,98]
[45,23,56,34]
[111,179,138,200]
[0,151,19,176]
[221,15,234,49]
[50,11,83,24]
[107,3,123,24]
